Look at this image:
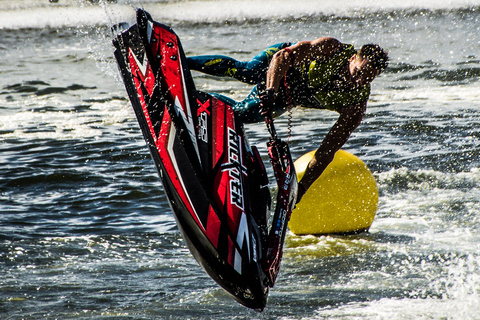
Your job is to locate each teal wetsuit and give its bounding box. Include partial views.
[187,43,370,123]
[187,42,290,123]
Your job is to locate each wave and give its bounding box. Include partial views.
[1,0,479,29]
[3,81,97,96]
[377,167,480,192]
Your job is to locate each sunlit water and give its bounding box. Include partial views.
[1,0,480,319]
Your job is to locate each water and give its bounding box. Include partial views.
[1,0,480,318]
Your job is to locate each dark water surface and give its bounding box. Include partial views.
[1,1,480,319]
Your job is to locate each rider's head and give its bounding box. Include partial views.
[349,44,389,86]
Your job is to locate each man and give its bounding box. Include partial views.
[187,38,388,202]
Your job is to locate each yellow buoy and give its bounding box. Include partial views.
[289,150,378,235]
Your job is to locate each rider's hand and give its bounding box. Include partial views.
[259,87,276,117]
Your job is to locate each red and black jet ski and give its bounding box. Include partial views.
[113,9,297,310]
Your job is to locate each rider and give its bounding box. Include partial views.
[187,38,388,202]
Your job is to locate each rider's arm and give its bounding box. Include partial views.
[297,101,367,200]
[265,37,343,92]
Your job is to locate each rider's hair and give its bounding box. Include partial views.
[358,44,389,73]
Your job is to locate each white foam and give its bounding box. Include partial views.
[146,0,480,23]
[0,100,133,140]
[315,253,480,319]
[1,0,480,29]
[373,84,480,108]
[312,293,480,319]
